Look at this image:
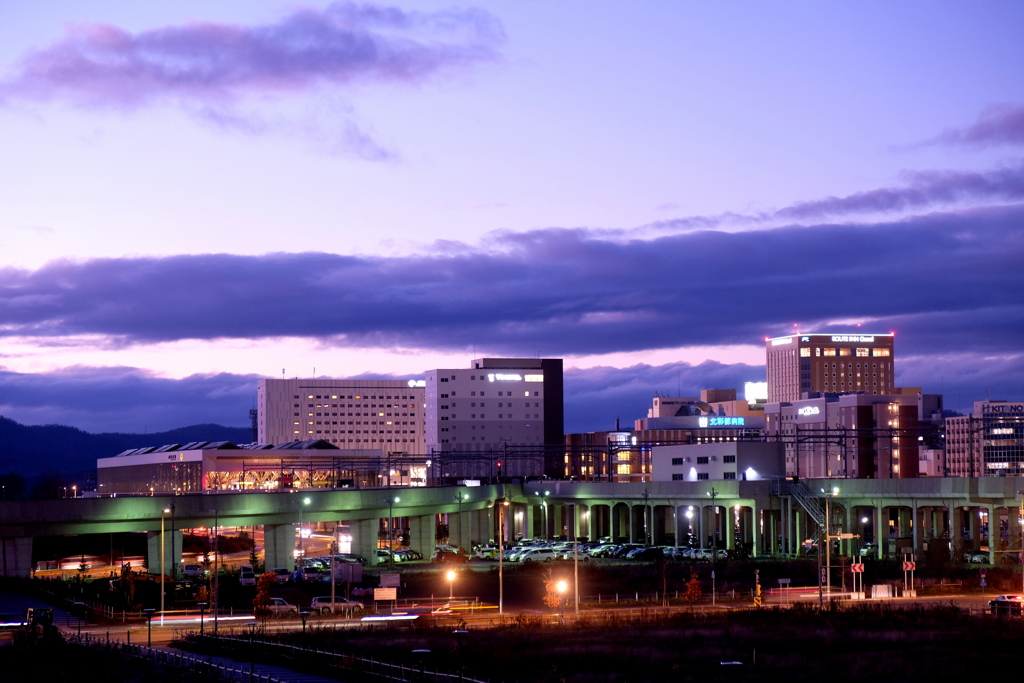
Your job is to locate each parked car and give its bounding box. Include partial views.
[272,567,292,583]
[990,595,1024,615]
[266,597,298,616]
[519,548,556,563]
[292,566,321,582]
[432,550,470,565]
[239,571,257,586]
[310,596,364,615]
[182,563,205,578]
[965,550,989,564]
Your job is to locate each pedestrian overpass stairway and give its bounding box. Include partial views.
[772,478,826,539]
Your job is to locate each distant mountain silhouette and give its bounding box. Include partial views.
[0,416,251,482]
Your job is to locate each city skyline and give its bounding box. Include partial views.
[0,2,1022,434]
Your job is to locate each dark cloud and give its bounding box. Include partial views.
[0,3,503,108]
[0,366,257,433]
[772,164,1024,221]
[928,104,1024,149]
[2,202,1023,362]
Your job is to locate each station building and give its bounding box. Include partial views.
[97,439,428,495]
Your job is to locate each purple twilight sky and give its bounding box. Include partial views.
[1,1,1023,435]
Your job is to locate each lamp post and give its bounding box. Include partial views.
[169,502,177,581]
[1019,491,1024,594]
[197,601,207,636]
[210,507,219,635]
[535,490,550,539]
[143,608,154,647]
[446,570,456,606]
[556,580,567,622]
[498,499,509,614]
[707,489,719,550]
[161,506,171,625]
[298,496,311,560]
[299,610,311,635]
[72,485,77,498]
[383,496,400,568]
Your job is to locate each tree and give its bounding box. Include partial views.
[253,573,277,626]
[684,572,702,613]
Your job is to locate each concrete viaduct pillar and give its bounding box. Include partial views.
[146,529,182,577]
[409,515,434,557]
[352,519,378,563]
[263,524,294,571]
[1,537,33,578]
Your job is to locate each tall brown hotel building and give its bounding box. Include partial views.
[765,333,895,402]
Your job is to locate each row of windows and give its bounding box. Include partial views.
[441,414,541,420]
[307,412,416,417]
[298,394,418,400]
[801,347,891,357]
[438,391,541,398]
[304,404,416,409]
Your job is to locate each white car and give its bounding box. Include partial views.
[989,595,1024,615]
[239,571,257,586]
[519,548,556,563]
[266,598,297,616]
[310,596,364,615]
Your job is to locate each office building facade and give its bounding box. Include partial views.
[765,333,895,402]
[257,378,425,454]
[424,358,563,478]
[945,401,1024,477]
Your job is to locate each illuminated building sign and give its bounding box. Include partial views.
[407,379,426,387]
[982,403,1024,414]
[771,337,793,346]
[798,406,820,416]
[525,374,544,382]
[698,417,746,427]
[831,335,876,343]
[488,373,523,382]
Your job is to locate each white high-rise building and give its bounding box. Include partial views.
[257,378,425,453]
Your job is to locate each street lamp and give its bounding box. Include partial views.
[297,496,311,559]
[446,570,456,605]
[498,499,510,614]
[72,485,77,498]
[819,486,839,606]
[143,608,154,647]
[197,601,207,636]
[161,506,171,626]
[707,489,719,550]
[535,490,550,539]
[209,507,219,635]
[556,580,568,622]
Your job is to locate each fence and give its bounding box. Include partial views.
[184,632,491,683]
[67,632,285,683]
